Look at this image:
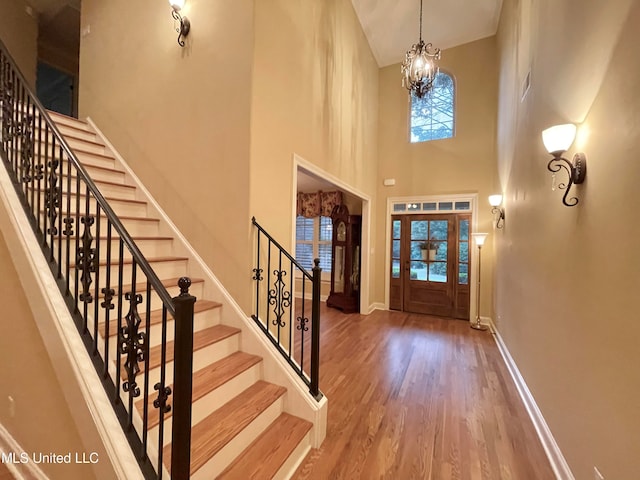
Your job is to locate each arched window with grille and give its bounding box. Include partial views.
[409,72,455,143]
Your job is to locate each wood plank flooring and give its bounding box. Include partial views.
[292,305,555,480]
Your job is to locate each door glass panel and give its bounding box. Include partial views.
[429,220,448,240]
[410,241,424,260]
[393,220,401,238]
[392,259,400,278]
[411,220,428,240]
[410,261,427,281]
[458,217,469,285]
[428,262,447,282]
[459,263,468,284]
[460,219,469,240]
[459,242,468,262]
[433,242,447,261]
[392,240,401,258]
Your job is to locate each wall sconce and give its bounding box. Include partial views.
[541,124,587,207]
[488,194,505,229]
[169,0,190,47]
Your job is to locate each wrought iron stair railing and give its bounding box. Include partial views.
[251,217,322,401]
[0,39,194,480]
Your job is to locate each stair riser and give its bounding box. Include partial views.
[50,115,93,132]
[87,302,219,340]
[143,334,241,395]
[53,237,174,264]
[273,432,312,480]
[193,397,285,480]
[154,363,261,448]
[96,282,207,332]
[28,179,137,199]
[28,136,108,157]
[38,215,158,237]
[39,193,147,217]
[82,260,189,289]
[12,143,116,171]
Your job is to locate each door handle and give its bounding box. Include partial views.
[404,260,409,271]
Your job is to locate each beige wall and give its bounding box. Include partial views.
[0,232,96,480]
[78,0,254,311]
[250,0,379,307]
[495,0,640,477]
[0,0,37,87]
[376,37,498,310]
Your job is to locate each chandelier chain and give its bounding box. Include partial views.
[419,0,423,42]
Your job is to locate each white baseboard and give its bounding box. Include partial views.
[489,320,574,480]
[367,302,386,314]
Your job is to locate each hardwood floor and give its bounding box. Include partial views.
[292,305,555,480]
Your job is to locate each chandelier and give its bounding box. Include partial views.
[401,0,441,98]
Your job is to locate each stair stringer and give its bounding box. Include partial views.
[87,118,328,449]
[0,154,144,480]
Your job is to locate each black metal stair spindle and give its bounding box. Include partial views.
[115,237,124,405]
[63,155,73,295]
[142,279,152,457]
[154,305,171,480]
[73,172,80,312]
[102,221,114,378]
[56,146,63,278]
[93,201,101,355]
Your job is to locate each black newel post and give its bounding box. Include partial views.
[171,277,196,480]
[310,258,322,400]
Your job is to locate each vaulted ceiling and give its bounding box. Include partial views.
[350,0,504,67]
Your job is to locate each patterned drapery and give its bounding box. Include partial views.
[297,190,343,218]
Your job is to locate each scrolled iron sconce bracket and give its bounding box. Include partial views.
[491,206,505,229]
[171,9,190,47]
[546,152,587,207]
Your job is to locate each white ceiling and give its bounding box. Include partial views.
[351,0,504,67]
[27,0,79,21]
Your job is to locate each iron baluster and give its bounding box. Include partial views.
[119,275,147,420]
[154,305,171,479]
[78,213,96,305]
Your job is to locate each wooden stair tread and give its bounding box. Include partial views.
[163,381,287,475]
[43,211,158,222]
[100,299,221,337]
[136,351,261,429]
[218,413,313,480]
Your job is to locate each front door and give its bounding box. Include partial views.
[389,214,470,319]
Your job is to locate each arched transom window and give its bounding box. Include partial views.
[410,72,455,143]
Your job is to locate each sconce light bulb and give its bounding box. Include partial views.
[488,194,502,207]
[542,123,577,155]
[169,0,185,11]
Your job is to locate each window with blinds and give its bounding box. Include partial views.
[295,216,332,272]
